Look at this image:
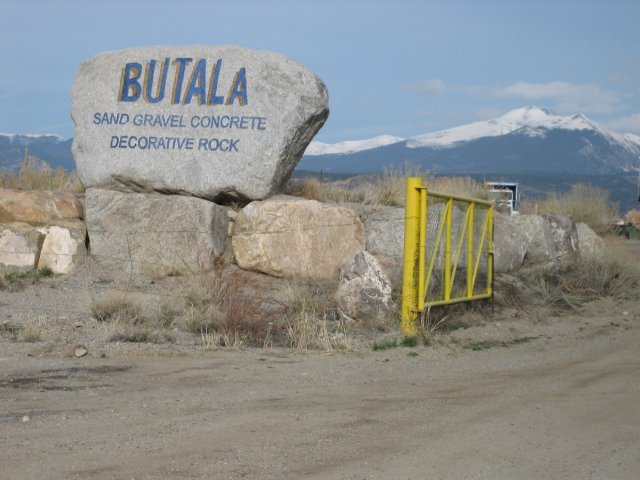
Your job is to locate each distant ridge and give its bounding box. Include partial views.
[0,133,74,171]
[300,106,640,175]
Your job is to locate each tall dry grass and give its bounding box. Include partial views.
[0,156,83,192]
[521,184,617,235]
[291,165,486,208]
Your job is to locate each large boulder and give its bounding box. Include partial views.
[85,189,228,276]
[576,222,605,258]
[0,222,45,273]
[336,251,394,322]
[36,220,87,274]
[511,214,556,267]
[72,45,329,201]
[232,196,364,280]
[356,205,405,258]
[493,213,527,273]
[543,214,580,265]
[0,189,83,224]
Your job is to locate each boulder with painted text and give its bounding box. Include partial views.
[72,45,329,201]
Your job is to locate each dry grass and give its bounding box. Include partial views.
[292,164,486,208]
[527,240,640,311]
[180,272,268,346]
[1,156,83,192]
[275,282,351,352]
[521,183,617,235]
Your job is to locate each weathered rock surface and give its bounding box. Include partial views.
[511,214,556,267]
[543,214,580,264]
[72,45,329,201]
[232,196,364,280]
[576,222,605,258]
[336,251,394,322]
[85,189,228,276]
[0,189,83,224]
[356,205,405,257]
[493,213,528,273]
[36,220,87,274]
[0,222,45,273]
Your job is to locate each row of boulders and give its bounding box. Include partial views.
[0,187,605,320]
[0,190,86,274]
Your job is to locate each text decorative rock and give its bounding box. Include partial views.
[72,45,329,201]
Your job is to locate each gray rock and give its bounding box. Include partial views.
[72,45,329,201]
[0,222,45,273]
[232,196,364,280]
[511,214,556,267]
[493,213,528,273]
[542,214,580,265]
[576,222,605,258]
[336,251,394,322]
[355,205,405,257]
[85,189,228,277]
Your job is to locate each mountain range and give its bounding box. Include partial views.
[1,106,639,177]
[299,106,640,175]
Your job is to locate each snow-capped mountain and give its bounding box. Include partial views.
[0,133,74,171]
[305,134,405,155]
[300,106,640,175]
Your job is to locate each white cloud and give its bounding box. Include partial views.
[495,81,621,114]
[606,113,640,134]
[408,79,447,94]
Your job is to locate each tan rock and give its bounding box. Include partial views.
[0,189,83,224]
[36,220,87,274]
[0,222,45,273]
[232,196,364,280]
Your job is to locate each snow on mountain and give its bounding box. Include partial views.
[305,134,405,155]
[406,106,615,149]
[0,132,66,142]
[623,133,640,146]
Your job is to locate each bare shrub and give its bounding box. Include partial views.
[180,272,266,346]
[426,176,488,200]
[1,156,83,192]
[286,178,326,201]
[274,282,351,352]
[528,241,640,311]
[90,293,141,322]
[522,184,617,235]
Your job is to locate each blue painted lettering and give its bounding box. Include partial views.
[119,63,143,102]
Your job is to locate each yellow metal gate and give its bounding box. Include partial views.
[401,177,494,335]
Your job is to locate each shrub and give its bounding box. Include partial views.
[90,293,141,322]
[522,183,617,235]
[529,241,640,310]
[1,156,83,192]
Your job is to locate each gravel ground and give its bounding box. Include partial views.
[1,250,640,479]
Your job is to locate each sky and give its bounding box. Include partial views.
[1,0,640,143]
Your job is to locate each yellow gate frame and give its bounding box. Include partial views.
[401,177,494,335]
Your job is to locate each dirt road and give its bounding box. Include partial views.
[2,306,639,480]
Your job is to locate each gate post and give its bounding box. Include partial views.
[401,177,423,335]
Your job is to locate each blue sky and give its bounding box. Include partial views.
[1,0,639,142]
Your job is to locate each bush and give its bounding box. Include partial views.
[529,242,640,310]
[1,156,83,192]
[523,184,617,235]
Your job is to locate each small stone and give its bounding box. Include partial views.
[21,415,30,423]
[74,346,89,358]
[74,322,83,328]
